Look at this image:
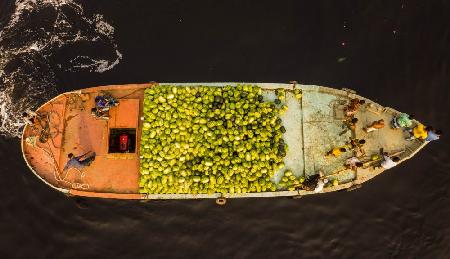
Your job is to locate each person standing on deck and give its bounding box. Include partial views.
[62,152,96,173]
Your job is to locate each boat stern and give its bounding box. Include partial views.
[21,93,71,194]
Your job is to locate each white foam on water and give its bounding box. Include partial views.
[0,0,122,137]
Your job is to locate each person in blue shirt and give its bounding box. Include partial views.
[95,95,118,111]
[92,95,119,119]
[63,151,96,173]
[425,129,442,142]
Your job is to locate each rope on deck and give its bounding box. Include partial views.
[44,140,90,191]
[29,110,62,148]
[25,108,90,191]
[30,140,90,190]
[62,167,90,190]
[67,93,85,111]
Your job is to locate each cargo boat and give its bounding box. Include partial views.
[21,82,428,201]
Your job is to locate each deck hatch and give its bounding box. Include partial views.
[108,128,136,153]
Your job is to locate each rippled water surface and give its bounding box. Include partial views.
[0,1,449,258]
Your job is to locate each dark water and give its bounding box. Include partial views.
[1,1,449,258]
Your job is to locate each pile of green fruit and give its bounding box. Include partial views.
[278,169,305,191]
[139,85,288,195]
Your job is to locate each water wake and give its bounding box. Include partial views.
[0,0,122,137]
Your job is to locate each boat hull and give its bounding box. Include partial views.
[21,82,427,200]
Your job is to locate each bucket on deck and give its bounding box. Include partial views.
[119,133,130,152]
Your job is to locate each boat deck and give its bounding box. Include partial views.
[22,84,154,198]
[301,86,427,186]
[21,83,427,199]
[59,91,143,194]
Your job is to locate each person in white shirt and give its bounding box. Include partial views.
[381,155,400,169]
[314,178,329,193]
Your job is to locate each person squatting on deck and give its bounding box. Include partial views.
[406,123,427,141]
[62,152,96,173]
[345,98,365,117]
[302,171,329,193]
[91,94,119,119]
[326,147,347,157]
[346,138,366,155]
[363,119,385,133]
[380,153,400,169]
[314,178,329,193]
[345,156,364,170]
[391,113,414,129]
